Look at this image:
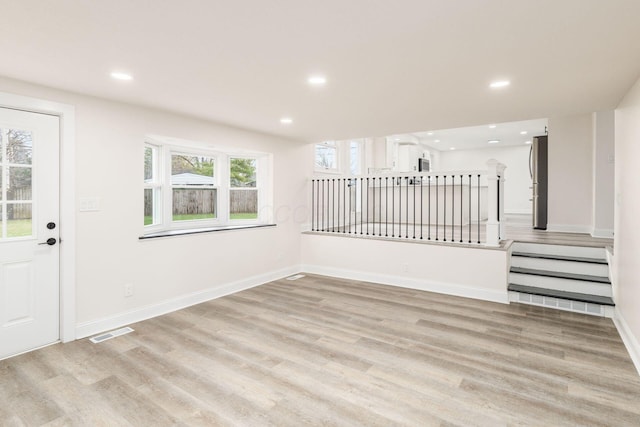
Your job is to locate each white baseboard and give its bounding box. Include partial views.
[504,209,531,215]
[613,308,640,376]
[546,224,592,234]
[301,264,509,304]
[591,228,614,238]
[75,265,300,339]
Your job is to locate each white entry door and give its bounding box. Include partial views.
[0,107,60,360]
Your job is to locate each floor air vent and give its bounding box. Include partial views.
[90,326,134,344]
[516,293,604,316]
[286,274,305,281]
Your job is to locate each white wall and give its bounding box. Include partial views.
[0,76,309,336]
[614,76,640,373]
[301,234,509,303]
[592,111,615,238]
[438,145,532,214]
[547,114,594,232]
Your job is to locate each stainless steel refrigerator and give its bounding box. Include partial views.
[529,135,548,229]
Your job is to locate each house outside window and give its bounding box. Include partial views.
[143,140,271,234]
[315,141,338,172]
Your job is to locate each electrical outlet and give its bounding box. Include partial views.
[124,284,134,297]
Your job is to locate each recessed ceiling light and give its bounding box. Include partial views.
[449,147,455,150]
[434,139,440,143]
[427,132,434,136]
[308,75,327,86]
[525,140,532,144]
[394,138,400,141]
[488,140,500,144]
[110,71,133,81]
[489,80,510,89]
[489,125,497,129]
[520,131,527,135]
[280,117,293,124]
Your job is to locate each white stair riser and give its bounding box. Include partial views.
[511,257,609,277]
[512,242,606,259]
[509,273,612,297]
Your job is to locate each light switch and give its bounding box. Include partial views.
[79,197,101,212]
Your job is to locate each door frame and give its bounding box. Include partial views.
[0,90,76,343]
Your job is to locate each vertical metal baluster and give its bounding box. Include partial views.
[428,175,431,240]
[497,175,501,239]
[320,179,324,231]
[343,179,346,233]
[451,175,455,242]
[405,177,409,239]
[392,177,395,237]
[460,174,463,243]
[331,179,335,232]
[348,179,351,234]
[385,177,389,237]
[360,178,364,235]
[413,176,416,239]
[443,175,447,242]
[372,176,375,235]
[467,175,471,243]
[435,175,439,241]
[311,179,315,231]
[379,177,382,236]
[398,177,402,238]
[366,177,370,235]
[420,175,423,240]
[477,174,481,244]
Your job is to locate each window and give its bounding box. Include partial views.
[143,140,271,235]
[229,157,258,220]
[315,141,338,171]
[171,153,216,222]
[143,144,161,226]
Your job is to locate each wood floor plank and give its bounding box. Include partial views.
[1,273,639,426]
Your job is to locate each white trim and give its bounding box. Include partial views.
[301,264,509,304]
[613,308,640,376]
[504,209,532,215]
[0,91,76,343]
[75,265,299,339]
[546,223,592,234]
[591,228,614,238]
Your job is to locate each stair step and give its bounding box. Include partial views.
[508,284,615,306]
[511,251,607,264]
[509,267,610,284]
[511,242,607,259]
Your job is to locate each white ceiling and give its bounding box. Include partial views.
[390,118,548,151]
[1,1,639,143]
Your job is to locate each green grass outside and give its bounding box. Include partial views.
[144,212,257,225]
[2,219,33,238]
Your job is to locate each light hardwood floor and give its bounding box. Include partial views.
[2,274,639,426]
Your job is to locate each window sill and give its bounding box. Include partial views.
[139,223,276,240]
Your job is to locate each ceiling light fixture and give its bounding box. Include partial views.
[280,117,293,124]
[489,80,510,89]
[450,147,455,150]
[434,139,440,143]
[525,140,532,144]
[520,131,527,135]
[308,75,327,86]
[427,132,434,136]
[488,140,500,144]
[110,71,133,81]
[489,125,496,129]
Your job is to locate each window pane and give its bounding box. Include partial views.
[7,129,33,165]
[350,141,361,175]
[144,147,154,181]
[315,144,337,169]
[173,188,217,221]
[7,167,31,201]
[230,158,256,188]
[230,189,258,219]
[144,188,153,225]
[7,203,32,238]
[171,154,214,185]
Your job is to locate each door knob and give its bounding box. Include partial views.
[38,238,57,246]
[47,222,56,230]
